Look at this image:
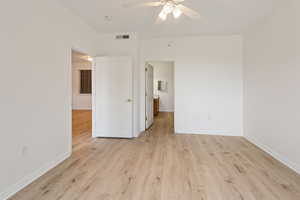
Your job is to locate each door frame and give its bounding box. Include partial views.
[70,48,93,152]
[143,61,175,132]
[145,63,154,129]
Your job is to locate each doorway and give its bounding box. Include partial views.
[145,61,175,130]
[71,50,93,150]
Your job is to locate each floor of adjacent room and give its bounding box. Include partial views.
[72,110,92,152]
[10,112,300,200]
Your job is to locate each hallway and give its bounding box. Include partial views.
[10,113,300,200]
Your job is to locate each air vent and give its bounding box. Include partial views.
[115,35,130,40]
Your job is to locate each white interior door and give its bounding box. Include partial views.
[145,64,154,129]
[92,57,133,138]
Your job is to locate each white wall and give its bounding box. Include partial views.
[140,36,244,136]
[149,61,174,112]
[94,35,244,137]
[72,59,92,110]
[94,33,140,137]
[0,0,98,199]
[244,0,300,173]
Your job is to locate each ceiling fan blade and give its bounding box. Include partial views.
[123,1,162,8]
[177,4,201,19]
[155,17,164,24]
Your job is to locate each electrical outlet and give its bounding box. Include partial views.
[208,114,212,121]
[21,146,28,156]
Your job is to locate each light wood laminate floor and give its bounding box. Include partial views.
[10,112,300,200]
[72,110,92,152]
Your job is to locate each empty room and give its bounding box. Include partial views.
[1,0,300,200]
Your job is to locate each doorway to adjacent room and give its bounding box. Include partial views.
[71,50,93,151]
[145,61,175,130]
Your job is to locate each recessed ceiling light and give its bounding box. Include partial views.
[104,16,112,21]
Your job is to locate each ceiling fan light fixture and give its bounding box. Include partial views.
[123,0,200,22]
[172,7,182,18]
[162,2,174,14]
[159,11,167,20]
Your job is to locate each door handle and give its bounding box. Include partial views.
[127,99,132,102]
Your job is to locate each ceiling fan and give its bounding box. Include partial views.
[123,0,200,22]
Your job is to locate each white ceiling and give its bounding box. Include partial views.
[60,0,274,38]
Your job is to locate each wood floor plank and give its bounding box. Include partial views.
[10,112,300,200]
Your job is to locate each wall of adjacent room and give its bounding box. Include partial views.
[72,54,92,110]
[149,61,175,112]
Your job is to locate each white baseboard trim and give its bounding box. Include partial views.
[245,136,300,175]
[72,107,92,110]
[0,151,71,200]
[175,129,242,137]
[159,110,174,113]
